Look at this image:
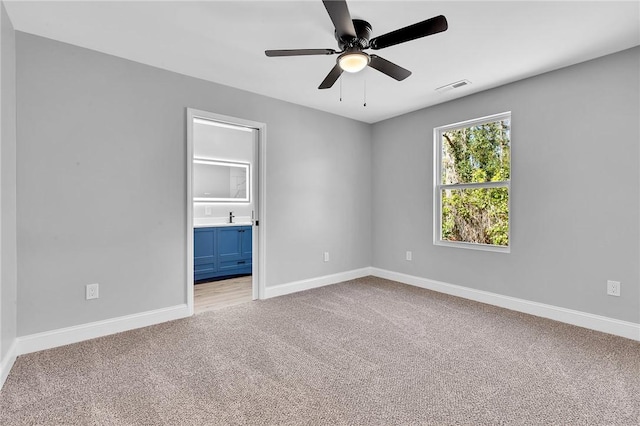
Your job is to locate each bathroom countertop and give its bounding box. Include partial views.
[193,222,253,228]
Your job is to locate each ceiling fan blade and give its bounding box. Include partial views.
[322,0,356,40]
[370,15,448,50]
[368,55,411,81]
[265,49,337,57]
[319,64,343,89]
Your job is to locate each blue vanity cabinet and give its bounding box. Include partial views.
[241,227,252,258]
[217,226,252,275]
[218,227,244,262]
[194,227,216,281]
[194,225,252,281]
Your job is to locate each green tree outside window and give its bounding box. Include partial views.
[437,116,510,248]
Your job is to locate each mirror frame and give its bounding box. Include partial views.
[193,158,250,203]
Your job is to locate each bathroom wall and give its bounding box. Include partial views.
[193,121,254,223]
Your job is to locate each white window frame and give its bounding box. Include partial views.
[433,111,511,253]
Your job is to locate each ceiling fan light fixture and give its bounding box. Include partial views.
[338,51,370,73]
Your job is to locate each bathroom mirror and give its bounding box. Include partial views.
[193,159,250,203]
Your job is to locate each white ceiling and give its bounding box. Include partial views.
[5,1,640,123]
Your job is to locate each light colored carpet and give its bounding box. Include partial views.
[1,277,639,425]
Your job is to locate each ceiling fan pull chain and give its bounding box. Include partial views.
[340,76,343,102]
[363,80,367,107]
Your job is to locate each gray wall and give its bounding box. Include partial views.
[372,47,640,324]
[1,2,17,360]
[17,33,372,336]
[14,29,638,338]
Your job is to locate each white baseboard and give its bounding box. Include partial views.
[264,267,372,299]
[371,268,640,341]
[0,340,18,389]
[17,304,191,356]
[4,267,637,390]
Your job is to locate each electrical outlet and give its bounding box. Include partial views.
[323,252,330,262]
[86,283,99,300]
[204,206,212,216]
[406,251,412,261]
[606,280,620,297]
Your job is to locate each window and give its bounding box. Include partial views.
[434,112,511,252]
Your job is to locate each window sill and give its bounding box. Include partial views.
[434,240,510,253]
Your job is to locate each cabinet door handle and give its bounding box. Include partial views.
[238,260,246,264]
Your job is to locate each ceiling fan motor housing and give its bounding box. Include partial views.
[336,19,372,50]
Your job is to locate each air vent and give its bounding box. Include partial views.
[435,79,471,93]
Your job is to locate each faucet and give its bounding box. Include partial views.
[229,211,235,224]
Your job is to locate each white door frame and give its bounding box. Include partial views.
[186,108,267,315]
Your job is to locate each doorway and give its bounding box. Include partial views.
[186,108,266,315]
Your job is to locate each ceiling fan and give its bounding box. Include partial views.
[265,0,448,89]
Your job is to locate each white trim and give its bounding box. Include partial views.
[435,239,510,253]
[16,304,190,356]
[256,124,267,299]
[440,181,509,190]
[435,111,512,133]
[0,340,18,389]
[3,267,636,389]
[264,267,372,299]
[371,268,640,341]
[186,108,267,304]
[433,111,512,253]
[186,109,195,315]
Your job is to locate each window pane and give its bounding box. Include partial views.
[441,119,510,184]
[441,187,509,246]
